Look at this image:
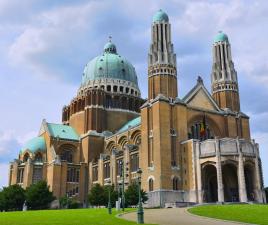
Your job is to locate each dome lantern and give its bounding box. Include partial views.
[153,9,169,23]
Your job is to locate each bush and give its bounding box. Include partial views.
[68,199,80,209]
[59,195,80,209]
[104,185,118,207]
[265,187,268,202]
[124,183,148,207]
[0,190,5,211]
[25,181,55,210]
[1,185,25,211]
[88,184,106,206]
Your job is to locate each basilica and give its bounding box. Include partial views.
[9,10,266,207]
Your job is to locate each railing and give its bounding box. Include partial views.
[199,138,257,158]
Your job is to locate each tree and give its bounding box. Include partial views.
[25,181,55,210]
[59,195,69,209]
[59,195,80,209]
[265,187,268,201]
[88,184,106,206]
[104,184,118,207]
[124,183,148,207]
[1,185,25,211]
[0,190,4,211]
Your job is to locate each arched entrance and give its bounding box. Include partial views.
[222,163,239,202]
[202,164,218,202]
[244,163,255,201]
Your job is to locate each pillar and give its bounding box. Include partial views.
[215,138,224,202]
[195,140,203,203]
[253,142,264,203]
[98,156,104,185]
[237,137,247,202]
[111,150,117,185]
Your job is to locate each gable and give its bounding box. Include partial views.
[183,84,221,112]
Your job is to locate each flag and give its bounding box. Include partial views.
[200,115,206,137]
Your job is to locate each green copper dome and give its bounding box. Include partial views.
[214,31,229,43]
[153,9,169,23]
[82,41,139,87]
[21,137,46,154]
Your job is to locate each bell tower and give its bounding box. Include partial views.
[211,31,240,112]
[148,9,178,99]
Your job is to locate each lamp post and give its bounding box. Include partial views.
[107,180,112,214]
[137,168,144,224]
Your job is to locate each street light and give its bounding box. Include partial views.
[107,180,112,214]
[137,168,144,224]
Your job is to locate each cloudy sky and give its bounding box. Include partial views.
[0,0,268,188]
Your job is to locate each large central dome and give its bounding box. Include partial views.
[81,41,139,92]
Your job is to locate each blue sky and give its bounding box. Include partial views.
[0,0,268,187]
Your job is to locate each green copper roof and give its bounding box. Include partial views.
[153,9,169,23]
[21,137,46,154]
[82,41,138,87]
[214,31,229,43]
[117,116,141,133]
[47,123,79,141]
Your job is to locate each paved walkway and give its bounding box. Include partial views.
[120,208,245,225]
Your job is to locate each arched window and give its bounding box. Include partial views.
[23,153,30,162]
[34,152,42,162]
[60,150,73,163]
[149,178,154,192]
[59,144,75,163]
[173,177,179,190]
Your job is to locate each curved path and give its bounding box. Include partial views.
[120,208,246,225]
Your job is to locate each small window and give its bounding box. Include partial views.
[120,86,123,92]
[149,178,154,192]
[107,85,111,92]
[113,86,117,92]
[126,87,129,93]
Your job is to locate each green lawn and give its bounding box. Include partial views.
[0,208,154,225]
[189,204,268,225]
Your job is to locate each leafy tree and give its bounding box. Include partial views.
[265,187,268,201]
[68,199,80,209]
[59,195,80,209]
[59,195,69,209]
[104,185,118,207]
[88,183,106,206]
[0,190,4,211]
[25,181,55,210]
[124,183,148,207]
[2,184,25,211]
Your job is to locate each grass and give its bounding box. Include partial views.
[0,208,155,225]
[189,204,268,225]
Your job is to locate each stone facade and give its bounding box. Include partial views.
[9,10,266,207]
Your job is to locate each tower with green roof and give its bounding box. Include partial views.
[211,31,240,112]
[148,9,178,99]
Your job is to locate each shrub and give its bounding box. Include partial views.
[1,185,25,211]
[25,181,55,210]
[124,183,148,207]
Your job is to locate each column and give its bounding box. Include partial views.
[237,138,247,202]
[111,150,117,186]
[254,142,264,203]
[196,140,203,203]
[215,138,224,202]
